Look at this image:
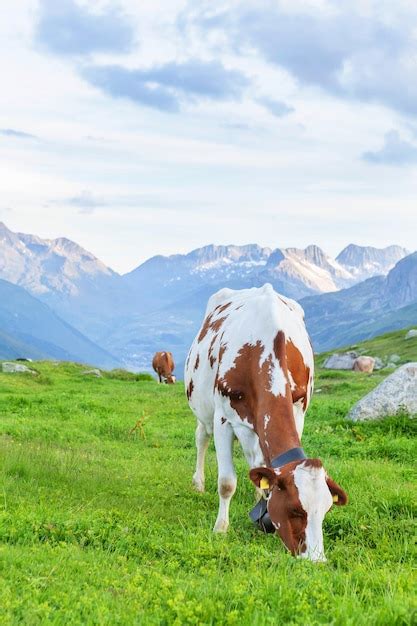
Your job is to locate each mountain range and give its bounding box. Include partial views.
[0,221,414,372]
[302,251,417,350]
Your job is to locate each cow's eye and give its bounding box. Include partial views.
[230,390,244,401]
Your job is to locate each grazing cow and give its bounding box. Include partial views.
[152,351,176,384]
[353,356,375,373]
[185,284,347,562]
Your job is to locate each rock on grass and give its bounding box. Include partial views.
[346,362,417,421]
[1,362,37,374]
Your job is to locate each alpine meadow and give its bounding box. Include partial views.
[1,328,416,624]
[1,1,417,624]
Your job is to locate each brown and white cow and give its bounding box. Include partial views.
[152,351,176,384]
[185,284,347,562]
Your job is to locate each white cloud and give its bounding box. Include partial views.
[0,0,415,272]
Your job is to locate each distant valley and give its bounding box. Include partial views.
[0,221,414,373]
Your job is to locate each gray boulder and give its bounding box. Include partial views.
[353,356,375,373]
[81,368,102,377]
[389,354,401,363]
[405,329,417,340]
[323,351,358,370]
[1,362,36,374]
[373,357,384,370]
[346,362,417,421]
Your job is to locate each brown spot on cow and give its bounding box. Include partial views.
[218,343,227,365]
[211,317,227,334]
[187,379,194,400]
[198,309,229,343]
[273,332,310,410]
[219,480,235,498]
[194,354,200,371]
[304,458,323,470]
[198,312,214,342]
[216,341,300,463]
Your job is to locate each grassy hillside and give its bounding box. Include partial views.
[316,325,417,367]
[0,361,415,624]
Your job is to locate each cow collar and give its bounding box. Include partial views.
[271,447,306,469]
[249,447,307,534]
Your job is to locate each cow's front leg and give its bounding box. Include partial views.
[213,414,236,533]
[192,421,210,492]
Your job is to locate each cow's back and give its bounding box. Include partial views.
[185,284,314,429]
[153,351,174,375]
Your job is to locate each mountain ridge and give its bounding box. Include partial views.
[0,221,413,370]
[0,278,120,367]
[301,252,417,352]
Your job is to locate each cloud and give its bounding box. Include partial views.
[81,60,249,112]
[67,190,104,214]
[0,128,37,139]
[35,0,134,56]
[258,98,294,117]
[184,3,417,116]
[363,131,417,166]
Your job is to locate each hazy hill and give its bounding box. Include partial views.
[0,278,119,367]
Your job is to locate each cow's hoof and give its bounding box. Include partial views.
[213,520,229,533]
[192,476,205,492]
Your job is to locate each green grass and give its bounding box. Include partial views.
[316,325,417,367]
[0,360,416,625]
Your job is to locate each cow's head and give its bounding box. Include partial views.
[250,459,347,562]
[165,374,176,384]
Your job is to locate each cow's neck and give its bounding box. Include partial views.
[254,396,301,465]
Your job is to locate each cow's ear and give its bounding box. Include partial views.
[327,477,348,506]
[249,467,279,489]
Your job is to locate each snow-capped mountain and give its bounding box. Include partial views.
[0,221,116,296]
[1,221,413,371]
[336,244,409,281]
[261,245,353,294]
[124,243,355,311]
[302,252,417,352]
[0,222,130,338]
[114,243,411,370]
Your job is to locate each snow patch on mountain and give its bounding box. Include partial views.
[336,244,409,281]
[0,222,116,297]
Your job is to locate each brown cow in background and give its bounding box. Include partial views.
[152,351,176,384]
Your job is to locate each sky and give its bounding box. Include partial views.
[0,0,416,273]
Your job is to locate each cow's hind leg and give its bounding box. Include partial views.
[192,422,210,492]
[213,414,236,533]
